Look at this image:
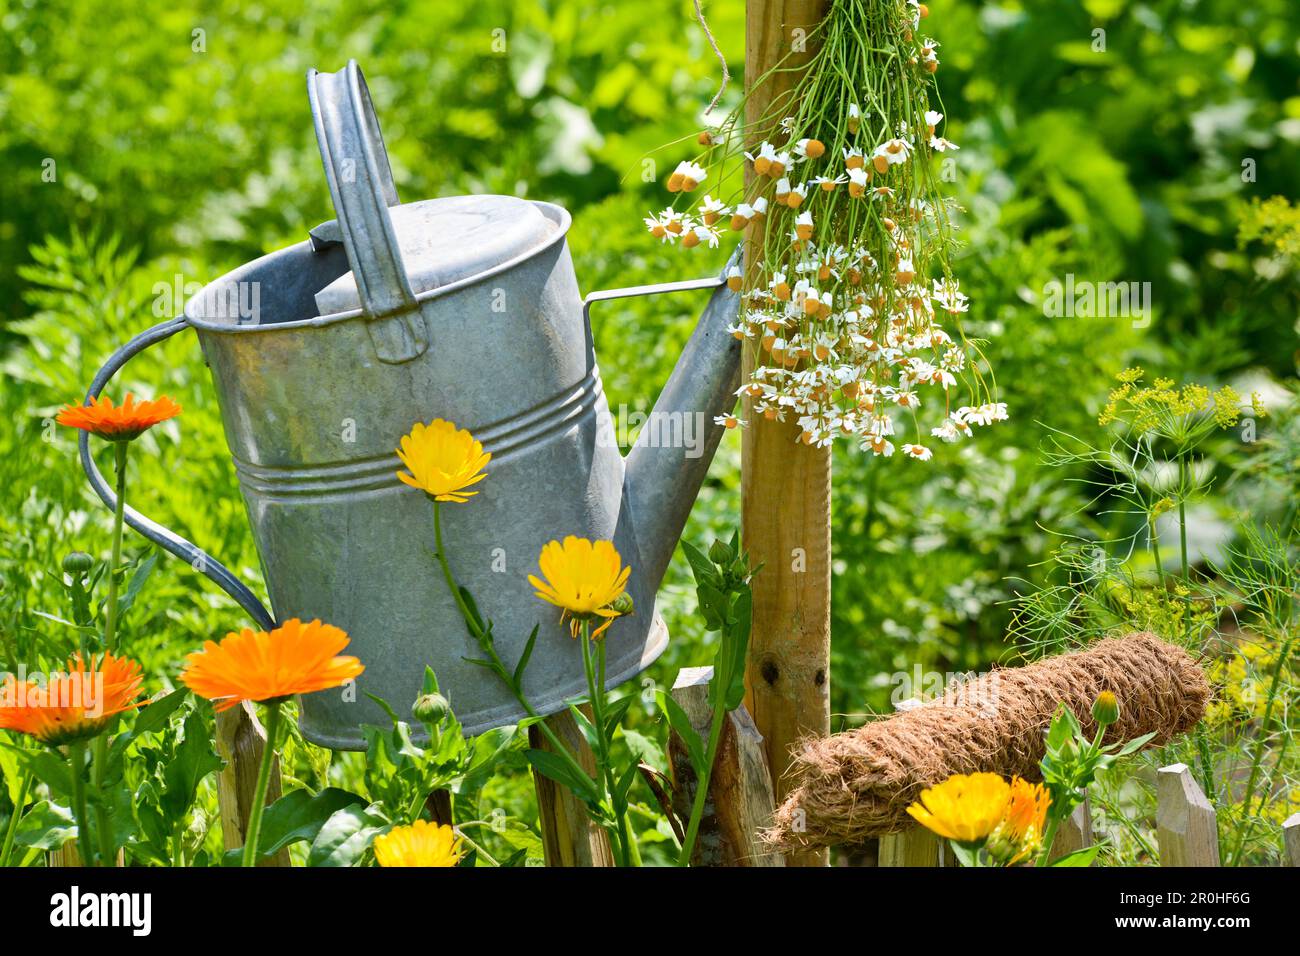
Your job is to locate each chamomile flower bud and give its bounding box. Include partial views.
[847,102,862,134]
[700,194,729,225]
[797,138,826,159]
[795,210,815,241]
[672,160,707,192]
[847,167,869,198]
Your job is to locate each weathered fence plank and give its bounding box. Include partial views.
[1283,812,1300,867]
[215,701,291,867]
[879,826,952,866]
[667,666,783,866]
[1156,763,1219,866]
[529,710,615,867]
[1048,792,1094,864]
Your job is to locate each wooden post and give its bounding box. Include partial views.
[1156,763,1220,867]
[742,0,833,869]
[215,702,291,867]
[1048,792,1093,864]
[1283,812,1300,867]
[529,710,615,867]
[879,826,951,867]
[667,667,784,866]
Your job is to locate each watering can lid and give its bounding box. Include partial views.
[313,194,558,318]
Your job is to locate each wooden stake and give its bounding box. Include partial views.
[215,702,290,867]
[1282,812,1300,867]
[1048,791,1094,864]
[879,826,952,867]
[1156,763,1220,867]
[667,666,784,866]
[529,710,615,867]
[742,0,833,869]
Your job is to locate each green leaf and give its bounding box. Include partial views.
[364,692,401,728]
[513,626,540,686]
[159,709,223,821]
[421,666,440,697]
[1049,845,1103,867]
[11,800,76,850]
[224,787,367,865]
[950,841,981,867]
[130,688,189,738]
[1108,731,1157,757]
[656,690,705,773]
[307,805,390,867]
[567,705,600,752]
[524,748,601,805]
[603,693,635,737]
[0,744,72,798]
[457,586,487,632]
[115,549,158,619]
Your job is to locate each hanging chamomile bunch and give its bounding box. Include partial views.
[643,0,1006,459]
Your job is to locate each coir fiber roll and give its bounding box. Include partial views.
[767,632,1209,850]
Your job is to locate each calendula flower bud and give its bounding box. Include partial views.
[62,551,94,575]
[708,539,734,565]
[608,592,635,617]
[1092,690,1120,727]
[412,692,451,724]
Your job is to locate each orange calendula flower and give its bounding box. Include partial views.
[906,772,1010,845]
[56,393,182,442]
[395,419,490,502]
[528,536,632,638]
[373,820,464,868]
[180,618,364,712]
[987,777,1051,864]
[0,653,144,747]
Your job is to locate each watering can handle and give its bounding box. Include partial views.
[77,318,277,631]
[306,60,427,364]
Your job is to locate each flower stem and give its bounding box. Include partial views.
[430,502,598,811]
[90,733,116,866]
[0,771,33,867]
[67,742,95,867]
[103,441,129,653]
[241,702,282,868]
[678,701,726,866]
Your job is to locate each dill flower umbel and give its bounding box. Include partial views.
[396,418,491,502]
[180,618,364,711]
[373,820,465,867]
[57,393,181,442]
[529,536,632,638]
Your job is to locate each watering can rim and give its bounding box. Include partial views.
[184,196,572,335]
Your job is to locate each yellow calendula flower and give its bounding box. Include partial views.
[987,777,1051,864]
[906,772,1010,845]
[373,820,464,867]
[395,419,490,502]
[528,536,632,638]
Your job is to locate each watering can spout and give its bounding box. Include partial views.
[613,248,743,592]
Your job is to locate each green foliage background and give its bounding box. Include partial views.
[1,0,1297,864]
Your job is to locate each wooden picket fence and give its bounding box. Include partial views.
[877,763,1300,867]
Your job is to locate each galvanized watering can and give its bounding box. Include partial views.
[80,61,741,748]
